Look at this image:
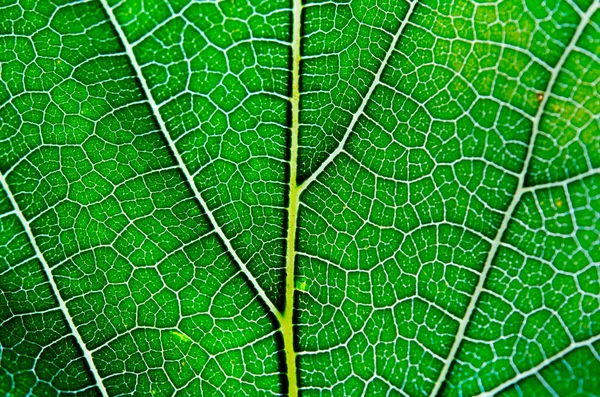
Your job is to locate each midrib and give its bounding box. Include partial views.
[100,0,301,393]
[281,0,303,394]
[283,1,420,394]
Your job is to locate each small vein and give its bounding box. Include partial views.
[428,3,600,395]
[297,0,419,194]
[522,167,600,193]
[0,173,109,397]
[97,0,281,318]
[475,333,600,397]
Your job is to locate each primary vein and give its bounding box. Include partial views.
[428,3,599,395]
[98,0,281,318]
[281,0,303,395]
[285,2,419,393]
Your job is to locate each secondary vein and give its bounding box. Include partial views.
[428,3,599,395]
[98,0,281,318]
[0,173,110,397]
[298,0,419,194]
[476,333,600,397]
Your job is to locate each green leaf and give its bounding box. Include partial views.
[1,0,599,396]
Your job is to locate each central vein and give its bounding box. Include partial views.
[281,0,303,395]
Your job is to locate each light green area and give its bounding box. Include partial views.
[0,0,599,396]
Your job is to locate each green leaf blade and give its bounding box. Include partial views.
[106,0,293,307]
[0,1,282,394]
[1,0,599,395]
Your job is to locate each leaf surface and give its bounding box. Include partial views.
[1,0,599,396]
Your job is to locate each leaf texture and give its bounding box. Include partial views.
[0,0,599,396]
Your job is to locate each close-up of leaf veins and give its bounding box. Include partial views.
[1,0,599,395]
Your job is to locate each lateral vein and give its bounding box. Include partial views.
[475,333,600,397]
[98,0,281,318]
[428,3,599,395]
[522,167,600,193]
[0,173,109,397]
[298,0,419,194]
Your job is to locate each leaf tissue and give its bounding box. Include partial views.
[0,0,599,396]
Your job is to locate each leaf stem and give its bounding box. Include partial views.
[282,0,303,395]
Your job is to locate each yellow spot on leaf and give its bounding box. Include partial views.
[172,331,191,343]
[549,103,561,112]
[582,126,595,145]
[296,277,309,292]
[555,199,563,208]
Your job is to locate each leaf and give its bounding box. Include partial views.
[1,0,599,396]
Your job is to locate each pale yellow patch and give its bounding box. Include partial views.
[171,331,191,343]
[296,277,308,292]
